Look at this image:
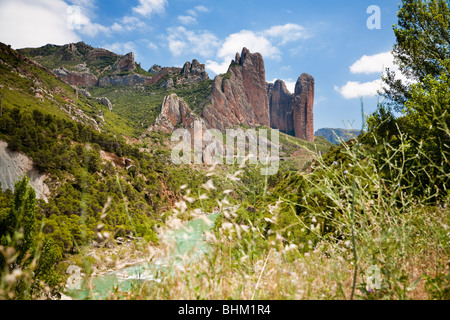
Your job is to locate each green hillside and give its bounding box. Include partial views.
[18,42,151,78]
[1,0,448,300]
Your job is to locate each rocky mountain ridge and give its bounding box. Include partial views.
[157,48,316,142]
[20,43,315,141]
[314,128,362,144]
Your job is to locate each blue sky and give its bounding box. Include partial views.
[0,0,405,131]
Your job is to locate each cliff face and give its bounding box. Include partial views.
[27,43,314,141]
[54,67,99,87]
[178,59,210,85]
[151,94,202,133]
[267,75,315,141]
[202,48,270,131]
[152,48,315,142]
[268,80,294,135]
[113,52,136,73]
[0,140,50,202]
[292,73,315,141]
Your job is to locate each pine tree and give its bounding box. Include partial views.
[5,176,37,267]
[382,0,450,110]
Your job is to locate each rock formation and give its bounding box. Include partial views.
[0,140,50,202]
[150,48,315,142]
[151,93,202,133]
[292,73,314,141]
[113,52,136,73]
[178,59,209,85]
[96,97,113,111]
[149,64,162,74]
[54,67,98,87]
[267,80,294,135]
[267,75,314,141]
[202,48,270,131]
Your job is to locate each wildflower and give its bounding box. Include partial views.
[183,195,195,203]
[264,217,275,224]
[227,170,243,182]
[222,222,234,230]
[175,200,187,213]
[333,161,338,166]
[240,225,250,233]
[199,193,209,200]
[344,170,349,175]
[5,274,16,285]
[311,217,317,223]
[180,184,188,190]
[204,231,217,243]
[12,269,22,278]
[202,179,216,191]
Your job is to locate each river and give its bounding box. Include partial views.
[65,213,220,300]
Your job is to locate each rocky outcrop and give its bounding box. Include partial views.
[151,94,202,133]
[113,52,136,74]
[202,48,270,131]
[267,75,314,141]
[98,74,152,87]
[177,60,209,85]
[200,48,314,141]
[98,67,182,87]
[292,73,314,141]
[149,64,162,74]
[96,97,113,111]
[54,67,98,87]
[0,140,50,202]
[86,48,118,63]
[268,80,294,135]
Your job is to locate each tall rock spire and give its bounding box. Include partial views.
[292,73,314,141]
[202,47,270,131]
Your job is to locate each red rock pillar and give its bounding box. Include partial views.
[293,73,314,141]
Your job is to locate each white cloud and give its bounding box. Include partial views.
[204,23,310,75]
[132,0,167,17]
[206,29,282,75]
[113,16,147,32]
[218,30,281,61]
[104,41,137,55]
[79,21,110,37]
[205,60,231,75]
[194,5,210,13]
[147,42,158,50]
[350,51,393,74]
[0,0,80,49]
[336,51,412,99]
[177,15,197,25]
[264,23,310,45]
[334,79,384,99]
[167,26,220,57]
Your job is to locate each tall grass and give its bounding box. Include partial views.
[1,106,448,300]
[97,119,449,300]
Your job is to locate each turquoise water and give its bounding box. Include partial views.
[65,213,219,300]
